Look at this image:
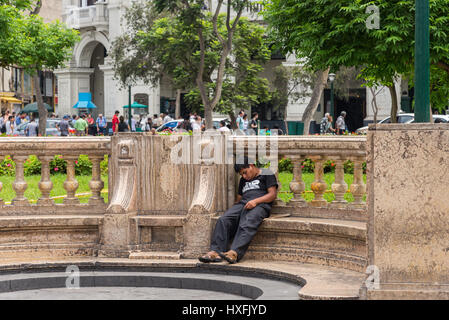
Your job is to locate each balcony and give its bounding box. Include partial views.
[63,2,109,32]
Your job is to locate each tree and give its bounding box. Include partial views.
[263,0,449,129]
[111,0,271,127]
[0,0,33,67]
[13,14,79,134]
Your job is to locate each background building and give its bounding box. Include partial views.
[58,0,397,131]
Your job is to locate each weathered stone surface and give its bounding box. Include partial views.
[366,124,449,299]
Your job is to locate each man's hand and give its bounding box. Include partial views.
[244,200,258,210]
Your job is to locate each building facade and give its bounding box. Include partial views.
[58,0,397,130]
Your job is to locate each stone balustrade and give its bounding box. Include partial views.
[0,137,111,215]
[231,136,367,221]
[63,3,108,31]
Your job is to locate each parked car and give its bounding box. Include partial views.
[409,115,449,123]
[355,113,449,134]
[156,118,231,133]
[155,120,184,132]
[15,119,74,136]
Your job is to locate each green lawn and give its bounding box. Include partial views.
[0,172,366,205]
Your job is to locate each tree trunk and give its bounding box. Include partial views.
[175,89,181,119]
[33,72,47,136]
[204,104,213,130]
[229,111,237,130]
[388,84,398,123]
[369,87,380,124]
[301,68,330,135]
[31,0,42,15]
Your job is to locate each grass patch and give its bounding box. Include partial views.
[278,172,367,203]
[0,174,108,204]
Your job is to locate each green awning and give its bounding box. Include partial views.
[123,102,148,108]
[22,102,52,113]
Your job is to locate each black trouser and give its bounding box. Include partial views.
[210,201,271,261]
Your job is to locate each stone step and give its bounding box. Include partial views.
[0,258,365,299]
[128,251,181,260]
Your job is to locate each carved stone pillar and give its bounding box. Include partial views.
[0,157,3,205]
[310,156,328,207]
[288,156,307,207]
[330,158,348,208]
[63,156,79,205]
[11,155,29,206]
[89,156,105,205]
[37,155,54,206]
[350,157,366,209]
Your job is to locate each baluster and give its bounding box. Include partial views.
[310,156,328,207]
[89,155,105,205]
[37,155,54,206]
[288,156,307,207]
[350,157,366,209]
[11,155,29,206]
[63,156,79,205]
[273,166,285,206]
[330,158,348,208]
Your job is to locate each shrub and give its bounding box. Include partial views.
[75,155,92,176]
[50,155,67,175]
[0,154,110,176]
[279,158,293,173]
[277,157,366,175]
[100,155,109,175]
[0,156,15,176]
[24,155,42,176]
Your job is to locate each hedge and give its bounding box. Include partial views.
[0,155,109,176]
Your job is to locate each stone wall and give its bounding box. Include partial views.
[364,123,449,299]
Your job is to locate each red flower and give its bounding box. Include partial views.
[54,167,59,171]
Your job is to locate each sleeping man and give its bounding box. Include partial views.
[199,157,278,264]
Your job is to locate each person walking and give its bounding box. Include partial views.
[250,112,258,135]
[56,115,70,137]
[131,116,137,132]
[86,113,96,135]
[118,115,130,132]
[112,110,120,133]
[74,115,88,136]
[145,117,153,132]
[335,111,347,135]
[96,114,107,136]
[162,112,172,124]
[242,114,249,135]
[5,115,14,135]
[191,116,202,132]
[25,117,39,137]
[218,120,230,132]
[152,114,161,130]
[236,110,244,131]
[320,113,336,134]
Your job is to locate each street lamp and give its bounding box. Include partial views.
[328,73,336,118]
[414,0,430,122]
[128,85,132,130]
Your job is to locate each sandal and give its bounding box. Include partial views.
[218,251,238,264]
[198,252,222,263]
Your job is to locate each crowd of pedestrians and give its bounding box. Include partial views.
[319,111,347,135]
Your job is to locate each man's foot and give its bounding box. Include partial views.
[218,250,238,264]
[198,251,222,263]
